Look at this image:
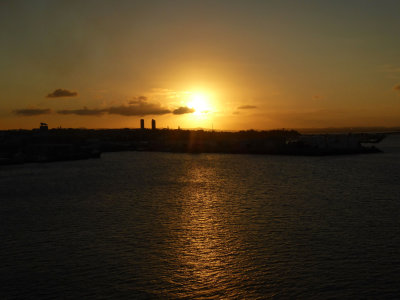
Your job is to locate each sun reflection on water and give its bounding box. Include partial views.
[166,162,252,298]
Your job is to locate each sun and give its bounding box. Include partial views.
[187,92,211,115]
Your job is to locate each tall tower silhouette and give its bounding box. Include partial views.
[140,119,144,129]
[151,119,156,130]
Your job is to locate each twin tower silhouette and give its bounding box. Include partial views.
[140,119,156,130]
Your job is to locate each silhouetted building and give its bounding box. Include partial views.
[40,122,48,131]
[152,119,156,130]
[140,119,144,129]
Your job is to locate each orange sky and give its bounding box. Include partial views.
[1,1,400,130]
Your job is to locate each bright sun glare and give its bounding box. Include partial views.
[187,92,211,115]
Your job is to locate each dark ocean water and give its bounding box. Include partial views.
[1,134,400,299]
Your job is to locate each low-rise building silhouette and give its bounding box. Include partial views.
[40,123,48,131]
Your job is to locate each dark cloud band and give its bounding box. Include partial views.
[238,105,257,109]
[56,104,194,117]
[13,108,52,116]
[58,107,106,116]
[47,89,78,98]
[172,106,195,115]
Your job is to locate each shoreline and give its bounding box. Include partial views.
[0,128,385,165]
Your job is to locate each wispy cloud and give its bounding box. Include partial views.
[47,88,78,98]
[13,108,52,116]
[238,105,257,109]
[268,108,348,128]
[380,65,400,73]
[129,96,148,104]
[172,106,195,115]
[108,104,171,116]
[379,65,400,79]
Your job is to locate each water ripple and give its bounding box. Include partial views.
[1,136,400,298]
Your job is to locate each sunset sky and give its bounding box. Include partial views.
[1,0,400,130]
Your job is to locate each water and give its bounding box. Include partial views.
[1,135,400,299]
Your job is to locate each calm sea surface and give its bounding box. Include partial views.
[1,135,400,299]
